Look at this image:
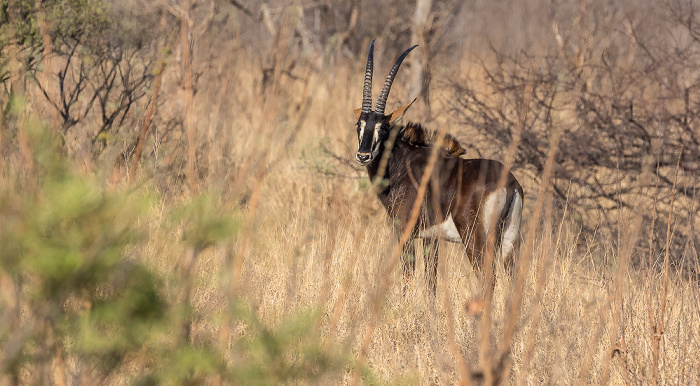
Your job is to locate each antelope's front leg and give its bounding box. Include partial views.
[423,239,439,295]
[401,240,417,283]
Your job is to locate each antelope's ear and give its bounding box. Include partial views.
[389,98,417,125]
[354,108,362,119]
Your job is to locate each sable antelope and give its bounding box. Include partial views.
[354,41,523,293]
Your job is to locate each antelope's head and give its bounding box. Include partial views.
[354,40,417,166]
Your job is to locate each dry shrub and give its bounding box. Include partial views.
[449,0,699,274]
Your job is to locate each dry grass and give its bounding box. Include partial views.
[119,49,699,383]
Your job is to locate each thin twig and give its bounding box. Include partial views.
[129,57,167,184]
[226,0,259,21]
[650,147,683,385]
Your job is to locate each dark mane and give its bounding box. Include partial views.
[399,122,466,158]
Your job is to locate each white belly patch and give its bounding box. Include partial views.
[418,214,463,243]
[483,187,507,235]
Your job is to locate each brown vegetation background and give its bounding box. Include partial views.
[0,0,698,384]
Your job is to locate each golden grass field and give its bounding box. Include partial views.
[129,49,699,383]
[1,3,699,384]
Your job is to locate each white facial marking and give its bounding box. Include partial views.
[419,214,463,243]
[371,122,383,158]
[358,120,366,143]
[483,187,507,235]
[500,191,522,259]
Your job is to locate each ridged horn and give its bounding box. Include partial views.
[375,45,418,115]
[361,39,375,114]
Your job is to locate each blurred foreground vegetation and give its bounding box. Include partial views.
[0,119,352,383]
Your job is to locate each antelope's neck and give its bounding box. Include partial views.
[365,126,405,181]
[365,137,412,199]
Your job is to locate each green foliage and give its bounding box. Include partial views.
[0,0,39,48]
[46,0,110,46]
[231,302,348,384]
[0,0,113,120]
[171,193,243,250]
[0,0,110,49]
[70,263,164,345]
[0,117,354,383]
[0,122,167,377]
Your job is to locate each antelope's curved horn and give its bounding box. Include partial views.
[361,40,375,114]
[375,45,418,115]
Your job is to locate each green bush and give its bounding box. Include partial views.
[0,120,353,383]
